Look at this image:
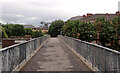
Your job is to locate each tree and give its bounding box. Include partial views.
[32,30,43,38]
[11,24,25,36]
[112,16,120,50]
[0,26,8,38]
[95,17,105,33]
[2,24,14,37]
[24,28,33,36]
[112,16,120,36]
[2,24,25,37]
[62,20,80,38]
[78,22,97,42]
[98,18,116,47]
[62,20,97,41]
[0,27,8,38]
[48,20,64,37]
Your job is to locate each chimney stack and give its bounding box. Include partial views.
[87,13,93,17]
[116,11,119,15]
[82,15,86,18]
[106,13,109,16]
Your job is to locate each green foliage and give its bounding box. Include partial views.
[2,24,25,37]
[2,24,44,39]
[62,17,119,51]
[62,20,80,38]
[0,25,1,47]
[96,17,105,23]
[32,30,43,38]
[11,24,25,36]
[94,17,118,50]
[48,20,64,37]
[0,26,8,38]
[112,16,120,50]
[24,28,33,35]
[2,24,14,37]
[79,22,97,42]
[99,19,116,46]
[62,20,97,42]
[112,16,120,36]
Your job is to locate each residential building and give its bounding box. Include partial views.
[69,16,83,20]
[23,24,49,33]
[81,13,118,23]
[41,28,48,33]
[32,27,41,31]
[68,11,120,23]
[23,25,35,29]
[23,25,41,31]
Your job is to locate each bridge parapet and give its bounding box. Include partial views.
[58,35,120,73]
[0,35,50,72]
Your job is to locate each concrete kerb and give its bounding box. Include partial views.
[13,38,50,72]
[59,38,101,73]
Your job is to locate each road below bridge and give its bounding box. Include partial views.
[21,38,93,72]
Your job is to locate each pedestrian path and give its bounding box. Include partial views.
[20,38,93,72]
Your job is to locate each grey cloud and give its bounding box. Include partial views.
[1,1,75,24]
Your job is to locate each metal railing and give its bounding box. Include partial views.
[0,35,50,72]
[58,35,120,73]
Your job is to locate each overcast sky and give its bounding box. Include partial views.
[0,0,120,25]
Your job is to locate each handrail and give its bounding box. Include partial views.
[58,35,120,73]
[0,35,50,72]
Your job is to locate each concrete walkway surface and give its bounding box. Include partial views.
[20,38,93,72]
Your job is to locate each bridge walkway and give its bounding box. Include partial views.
[20,38,93,72]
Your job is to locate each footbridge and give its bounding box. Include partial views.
[0,35,120,73]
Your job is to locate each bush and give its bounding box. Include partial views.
[48,20,64,37]
[32,30,43,38]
